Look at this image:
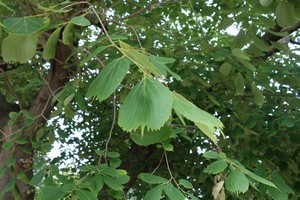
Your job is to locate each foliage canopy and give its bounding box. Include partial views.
[0,0,299,199]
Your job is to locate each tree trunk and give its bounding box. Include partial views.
[0,42,70,200]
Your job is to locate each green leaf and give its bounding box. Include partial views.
[118,78,173,134]
[3,180,16,193]
[80,165,96,172]
[2,34,38,63]
[173,92,224,143]
[225,170,249,194]
[115,174,130,184]
[203,151,221,159]
[219,62,232,75]
[103,176,123,191]
[138,173,167,184]
[179,179,193,189]
[80,46,109,66]
[61,183,76,192]
[86,58,130,101]
[251,84,264,105]
[29,170,44,186]
[260,0,273,6]
[43,27,62,59]
[110,158,121,168]
[144,185,163,200]
[3,17,48,35]
[204,160,228,174]
[130,125,172,146]
[250,32,271,51]
[71,16,91,26]
[6,157,15,167]
[0,166,7,178]
[238,58,256,72]
[62,23,74,45]
[276,1,296,28]
[234,72,245,95]
[271,173,294,194]
[2,141,14,150]
[106,151,120,158]
[40,186,67,200]
[149,55,181,80]
[76,190,97,200]
[232,48,250,61]
[119,41,160,76]
[163,183,185,200]
[75,89,87,110]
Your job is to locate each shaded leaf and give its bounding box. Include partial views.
[76,190,97,200]
[43,27,62,59]
[179,179,193,189]
[219,62,232,75]
[62,23,74,45]
[138,173,167,184]
[204,160,228,174]
[251,84,264,105]
[234,72,245,95]
[40,186,66,200]
[276,1,296,28]
[163,183,185,200]
[232,48,250,61]
[29,170,44,186]
[86,58,130,101]
[2,34,38,63]
[80,46,109,66]
[144,185,163,200]
[118,78,173,134]
[103,176,123,191]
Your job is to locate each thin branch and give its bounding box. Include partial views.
[164,151,175,180]
[151,152,165,175]
[104,92,117,163]
[0,68,24,110]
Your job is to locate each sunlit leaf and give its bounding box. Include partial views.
[40,186,66,200]
[103,176,123,191]
[29,170,44,186]
[232,48,250,61]
[76,190,97,200]
[62,23,74,45]
[119,41,160,76]
[225,170,249,194]
[276,1,296,28]
[118,78,173,134]
[173,92,224,143]
[3,17,48,35]
[163,183,185,200]
[179,179,193,189]
[71,16,91,26]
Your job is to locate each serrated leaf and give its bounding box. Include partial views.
[2,34,38,63]
[204,160,228,174]
[40,186,67,200]
[62,23,74,45]
[118,78,173,134]
[251,84,264,105]
[76,190,97,200]
[232,48,250,61]
[43,27,62,59]
[149,55,180,80]
[119,41,160,76]
[71,16,91,26]
[29,170,44,186]
[86,58,130,101]
[144,185,163,200]
[173,92,223,143]
[276,1,296,28]
[219,62,232,75]
[130,125,172,146]
[163,183,185,200]
[179,179,193,189]
[234,72,245,95]
[103,176,123,191]
[3,17,47,35]
[225,170,249,194]
[138,173,167,184]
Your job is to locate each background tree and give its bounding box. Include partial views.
[0,0,299,199]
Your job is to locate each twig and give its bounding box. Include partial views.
[151,152,165,174]
[104,92,117,163]
[0,68,24,110]
[164,150,174,180]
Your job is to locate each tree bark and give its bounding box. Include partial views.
[0,42,70,200]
